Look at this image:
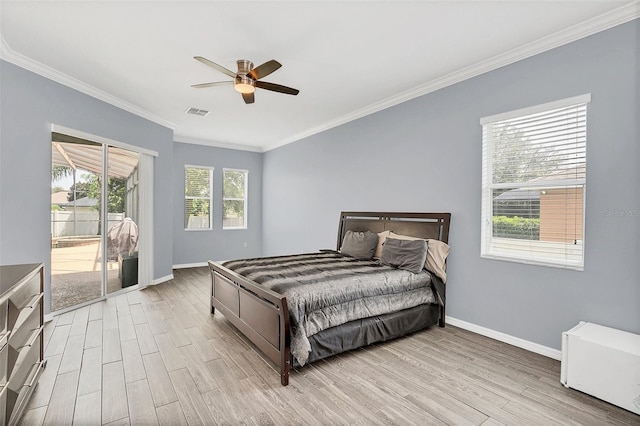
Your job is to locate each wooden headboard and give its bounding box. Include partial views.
[336,211,451,250]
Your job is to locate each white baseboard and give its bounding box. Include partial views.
[152,274,174,285]
[446,316,562,361]
[173,262,209,269]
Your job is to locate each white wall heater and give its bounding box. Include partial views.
[561,321,640,415]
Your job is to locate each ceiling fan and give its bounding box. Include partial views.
[191,56,299,104]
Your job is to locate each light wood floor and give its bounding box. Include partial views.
[21,267,639,425]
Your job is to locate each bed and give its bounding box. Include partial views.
[208,211,451,385]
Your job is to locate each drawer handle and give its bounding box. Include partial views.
[25,293,44,309]
[26,361,45,388]
[0,331,10,349]
[18,325,43,350]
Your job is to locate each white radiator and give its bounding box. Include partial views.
[561,321,640,415]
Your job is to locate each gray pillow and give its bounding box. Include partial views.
[340,230,379,259]
[380,237,428,274]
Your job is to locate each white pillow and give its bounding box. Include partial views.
[387,232,450,282]
[373,230,391,259]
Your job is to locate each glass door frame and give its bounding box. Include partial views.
[49,124,157,317]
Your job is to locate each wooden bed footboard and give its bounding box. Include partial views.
[208,261,291,385]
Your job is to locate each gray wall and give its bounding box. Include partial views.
[0,60,174,312]
[262,20,640,350]
[172,142,263,265]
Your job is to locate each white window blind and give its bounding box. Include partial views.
[223,169,248,229]
[480,94,589,270]
[185,165,213,230]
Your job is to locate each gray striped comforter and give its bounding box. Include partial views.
[223,252,436,365]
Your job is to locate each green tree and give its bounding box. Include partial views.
[223,171,246,221]
[223,171,245,198]
[52,165,73,182]
[106,178,126,213]
[185,168,212,218]
[75,173,127,235]
[83,174,126,213]
[491,124,562,223]
[68,182,90,201]
[492,124,562,184]
[186,198,210,219]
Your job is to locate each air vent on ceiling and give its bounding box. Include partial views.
[185,107,210,117]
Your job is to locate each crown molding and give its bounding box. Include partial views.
[2,2,637,153]
[262,2,640,152]
[0,35,176,130]
[174,134,263,153]
[0,35,11,56]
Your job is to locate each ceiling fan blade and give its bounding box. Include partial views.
[194,56,236,78]
[255,81,299,96]
[191,81,233,88]
[248,60,282,80]
[242,92,255,104]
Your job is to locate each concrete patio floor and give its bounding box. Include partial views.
[50,241,124,312]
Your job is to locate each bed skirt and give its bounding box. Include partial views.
[295,303,440,367]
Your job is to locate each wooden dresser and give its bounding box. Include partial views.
[0,264,46,426]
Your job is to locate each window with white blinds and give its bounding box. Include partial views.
[185,165,213,230]
[480,94,589,270]
[223,169,248,229]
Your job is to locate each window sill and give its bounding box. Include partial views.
[481,253,584,271]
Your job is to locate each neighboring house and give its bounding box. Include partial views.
[57,196,99,211]
[536,166,585,244]
[50,191,70,208]
[539,187,583,243]
[51,191,98,211]
[494,165,585,244]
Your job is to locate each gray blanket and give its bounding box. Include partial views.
[223,252,436,365]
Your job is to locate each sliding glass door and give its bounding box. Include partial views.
[106,145,140,294]
[51,135,140,312]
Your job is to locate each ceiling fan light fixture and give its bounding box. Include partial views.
[234,74,255,94]
[192,57,298,104]
[234,82,255,94]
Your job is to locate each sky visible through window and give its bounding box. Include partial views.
[52,170,91,191]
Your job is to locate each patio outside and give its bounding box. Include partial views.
[50,238,122,312]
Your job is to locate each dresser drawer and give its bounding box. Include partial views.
[0,357,43,426]
[6,327,42,395]
[7,359,42,426]
[7,274,40,314]
[8,295,42,350]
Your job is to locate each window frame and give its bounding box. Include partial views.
[222,168,248,230]
[480,94,590,270]
[184,164,214,231]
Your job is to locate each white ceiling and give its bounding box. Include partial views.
[1,1,638,152]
